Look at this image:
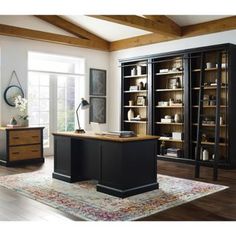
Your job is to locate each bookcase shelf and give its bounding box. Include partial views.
[124,74,147,79]
[120,44,236,169]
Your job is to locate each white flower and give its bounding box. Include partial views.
[14,95,28,120]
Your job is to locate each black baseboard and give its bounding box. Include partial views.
[0,158,44,167]
[96,182,159,198]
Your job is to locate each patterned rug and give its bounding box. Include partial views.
[0,172,228,221]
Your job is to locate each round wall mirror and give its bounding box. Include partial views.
[4,85,24,107]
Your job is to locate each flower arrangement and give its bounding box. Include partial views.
[14,95,28,124]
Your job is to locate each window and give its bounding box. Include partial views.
[28,52,85,155]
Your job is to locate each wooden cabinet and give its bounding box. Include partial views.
[0,127,44,166]
[121,59,150,135]
[120,43,236,169]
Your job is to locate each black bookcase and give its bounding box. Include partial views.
[120,43,236,168]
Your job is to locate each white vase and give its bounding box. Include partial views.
[127,109,134,121]
[174,114,181,123]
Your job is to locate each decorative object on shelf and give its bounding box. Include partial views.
[166,148,182,158]
[168,77,181,89]
[14,95,28,127]
[202,133,208,142]
[159,69,168,73]
[169,98,174,106]
[90,68,106,96]
[222,63,226,68]
[138,81,144,90]
[127,109,134,121]
[130,114,147,121]
[129,100,134,106]
[129,85,139,91]
[160,141,166,155]
[137,65,142,75]
[174,114,181,123]
[4,70,24,107]
[172,99,183,107]
[203,94,210,105]
[220,116,223,125]
[158,101,169,106]
[206,62,213,69]
[202,116,215,125]
[136,96,146,106]
[209,95,216,105]
[131,68,137,76]
[9,117,17,125]
[161,115,173,123]
[144,82,148,90]
[89,97,106,124]
[76,98,90,133]
[175,78,181,88]
[172,132,183,140]
[202,149,209,161]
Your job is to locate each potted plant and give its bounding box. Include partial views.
[14,95,28,127]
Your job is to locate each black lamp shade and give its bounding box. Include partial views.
[81,99,90,110]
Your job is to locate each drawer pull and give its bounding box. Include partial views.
[12,137,20,139]
[31,150,39,153]
[12,152,20,155]
[32,136,39,138]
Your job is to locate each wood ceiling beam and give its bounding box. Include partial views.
[144,15,181,36]
[0,24,109,51]
[90,15,181,37]
[182,16,236,37]
[35,15,109,49]
[110,16,236,51]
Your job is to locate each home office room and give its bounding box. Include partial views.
[0,0,235,235]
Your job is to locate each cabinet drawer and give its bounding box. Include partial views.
[9,129,41,146]
[9,145,41,161]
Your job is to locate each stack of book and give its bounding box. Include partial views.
[102,131,136,138]
[166,148,182,158]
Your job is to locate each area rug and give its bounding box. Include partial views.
[0,172,228,221]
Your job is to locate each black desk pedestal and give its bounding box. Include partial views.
[53,134,158,198]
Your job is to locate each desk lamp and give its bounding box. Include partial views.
[75,98,90,133]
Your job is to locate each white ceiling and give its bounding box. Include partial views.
[167,15,231,26]
[64,15,150,41]
[63,15,232,42]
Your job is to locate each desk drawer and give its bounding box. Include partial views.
[9,145,41,161]
[9,129,41,146]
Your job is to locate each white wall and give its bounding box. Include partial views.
[108,29,236,131]
[0,36,109,130]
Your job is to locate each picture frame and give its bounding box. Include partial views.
[89,97,106,123]
[167,77,181,89]
[136,96,146,106]
[90,68,106,96]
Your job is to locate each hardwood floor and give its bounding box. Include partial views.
[0,157,235,221]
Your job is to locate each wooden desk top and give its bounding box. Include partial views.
[52,132,159,142]
[0,126,44,131]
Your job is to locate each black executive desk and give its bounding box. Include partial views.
[52,132,159,198]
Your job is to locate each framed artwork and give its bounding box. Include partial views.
[136,96,146,106]
[89,97,106,123]
[90,68,106,96]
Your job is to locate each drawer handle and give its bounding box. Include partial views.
[12,137,20,139]
[31,150,39,153]
[32,136,39,138]
[12,152,19,155]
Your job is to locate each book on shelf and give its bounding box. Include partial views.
[159,136,171,140]
[102,131,136,138]
[161,118,173,123]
